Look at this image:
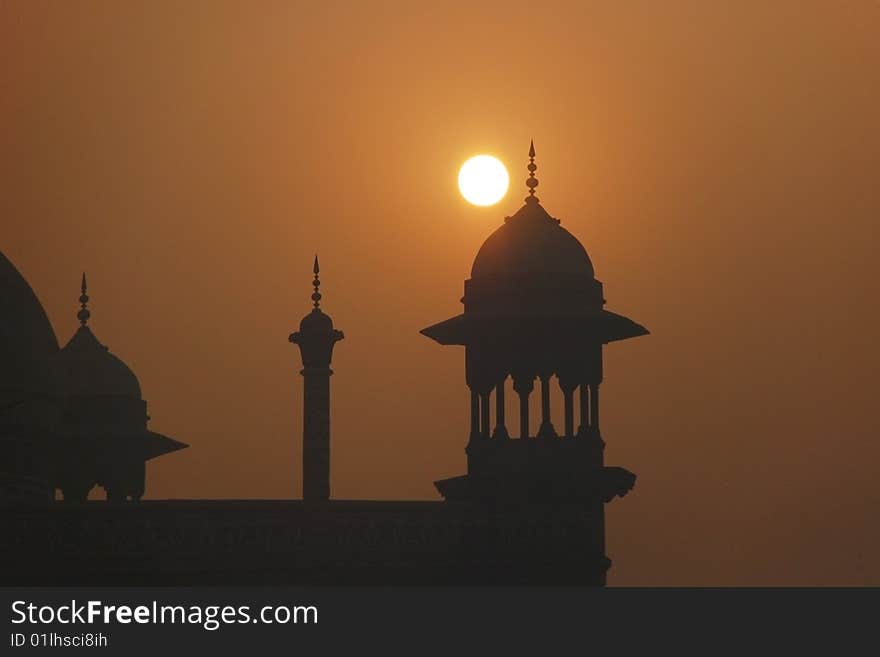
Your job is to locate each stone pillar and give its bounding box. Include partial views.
[469,389,480,442]
[586,383,605,466]
[537,374,557,438]
[578,384,589,436]
[130,460,145,502]
[512,373,534,439]
[559,379,577,438]
[590,383,600,433]
[492,378,510,440]
[480,392,491,438]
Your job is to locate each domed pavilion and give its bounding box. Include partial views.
[53,274,187,502]
[422,142,648,505]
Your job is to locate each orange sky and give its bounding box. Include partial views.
[2,2,879,585]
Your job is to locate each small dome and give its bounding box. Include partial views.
[471,200,595,279]
[299,307,334,332]
[55,326,142,399]
[0,251,60,396]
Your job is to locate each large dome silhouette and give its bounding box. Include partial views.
[470,199,595,279]
[0,251,60,396]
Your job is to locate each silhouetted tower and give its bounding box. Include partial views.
[289,257,344,502]
[422,143,648,583]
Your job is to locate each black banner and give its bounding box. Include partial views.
[1,587,876,654]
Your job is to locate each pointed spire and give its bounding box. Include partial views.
[311,255,322,308]
[525,139,539,203]
[77,272,91,326]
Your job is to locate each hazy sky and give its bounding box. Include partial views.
[3,1,879,585]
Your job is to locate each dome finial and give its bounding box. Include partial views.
[311,255,322,308]
[77,272,91,326]
[525,139,539,203]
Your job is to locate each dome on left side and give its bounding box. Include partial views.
[56,327,142,399]
[0,251,60,396]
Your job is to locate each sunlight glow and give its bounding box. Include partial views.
[458,155,509,206]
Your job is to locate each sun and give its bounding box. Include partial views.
[458,155,509,206]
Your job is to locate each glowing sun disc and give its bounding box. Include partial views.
[458,155,509,206]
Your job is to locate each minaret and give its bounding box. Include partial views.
[289,256,344,502]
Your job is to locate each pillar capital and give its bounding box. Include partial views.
[557,371,579,394]
[512,371,535,395]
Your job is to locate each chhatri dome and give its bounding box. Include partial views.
[54,274,141,399]
[470,141,595,279]
[290,256,344,369]
[424,142,647,340]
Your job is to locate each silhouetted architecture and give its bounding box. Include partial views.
[2,142,648,586]
[423,143,648,580]
[53,275,187,502]
[0,258,186,505]
[0,251,60,503]
[289,257,344,501]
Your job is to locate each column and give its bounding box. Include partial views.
[469,389,480,442]
[492,378,510,440]
[590,383,600,433]
[512,373,534,439]
[480,391,491,438]
[578,384,589,436]
[587,382,605,467]
[562,384,575,438]
[537,374,557,438]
